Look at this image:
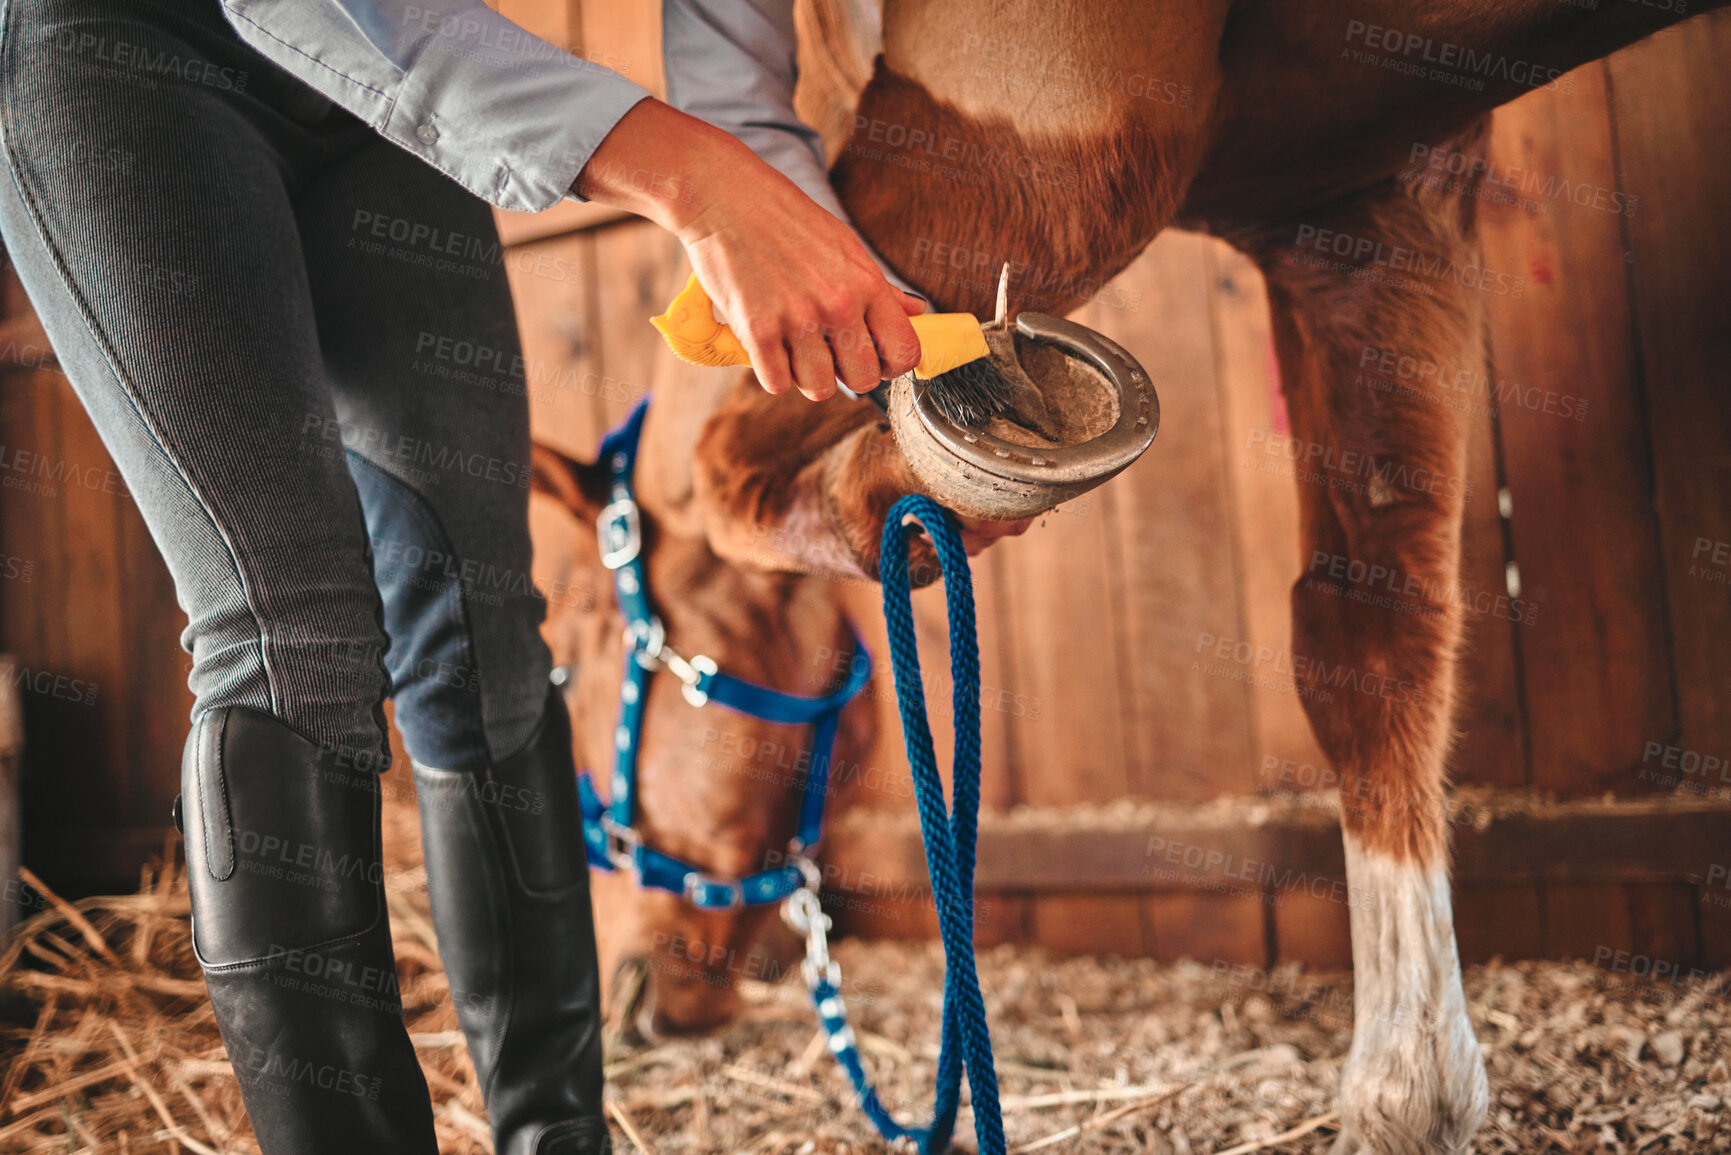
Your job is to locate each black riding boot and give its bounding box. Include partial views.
[411,690,609,1155]
[177,707,438,1155]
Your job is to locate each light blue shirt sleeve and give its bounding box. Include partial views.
[661,0,924,301]
[218,0,919,299]
[219,0,653,213]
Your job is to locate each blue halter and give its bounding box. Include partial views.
[574,398,872,911]
[575,399,1004,1155]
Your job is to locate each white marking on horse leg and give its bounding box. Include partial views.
[1333,831,1488,1155]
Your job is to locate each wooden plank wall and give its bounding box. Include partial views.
[1,1,1727,981]
[1465,16,1731,970]
[0,268,190,892]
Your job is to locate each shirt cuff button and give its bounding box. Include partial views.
[416,122,440,146]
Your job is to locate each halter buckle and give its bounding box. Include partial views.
[600,816,641,871]
[683,871,745,910]
[597,498,641,570]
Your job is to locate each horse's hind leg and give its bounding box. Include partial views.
[1236,137,1494,1154]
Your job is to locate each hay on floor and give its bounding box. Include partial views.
[1,852,1729,1153]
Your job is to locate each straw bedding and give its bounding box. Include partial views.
[2,837,1727,1153]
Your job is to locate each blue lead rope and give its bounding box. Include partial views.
[834,494,1004,1154]
[576,401,1003,1152]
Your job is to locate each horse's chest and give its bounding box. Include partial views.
[834,61,1180,316]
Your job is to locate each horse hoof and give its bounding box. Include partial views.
[887,311,1158,520]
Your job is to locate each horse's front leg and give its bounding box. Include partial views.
[1240,136,1494,1154]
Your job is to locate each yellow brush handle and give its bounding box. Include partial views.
[651,274,989,380]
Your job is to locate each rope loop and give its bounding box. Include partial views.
[871,494,1004,1155]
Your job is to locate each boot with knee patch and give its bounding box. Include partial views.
[411,691,609,1155]
[177,707,437,1155]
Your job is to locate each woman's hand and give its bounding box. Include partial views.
[575,99,923,401]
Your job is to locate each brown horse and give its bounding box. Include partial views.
[529,2,1724,1150]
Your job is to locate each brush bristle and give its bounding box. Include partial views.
[916,357,1012,427]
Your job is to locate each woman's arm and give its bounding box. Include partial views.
[659,0,920,301]
[220,0,921,400]
[219,0,652,213]
[575,98,922,402]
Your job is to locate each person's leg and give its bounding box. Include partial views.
[0,0,396,759]
[295,138,609,1155]
[0,0,436,1149]
[294,133,553,770]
